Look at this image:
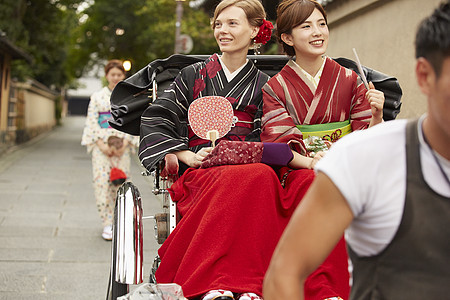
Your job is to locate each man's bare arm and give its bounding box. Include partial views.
[263,172,354,300]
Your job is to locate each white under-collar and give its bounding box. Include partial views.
[293,56,326,89]
[218,56,248,82]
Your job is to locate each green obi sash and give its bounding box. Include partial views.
[297,120,351,142]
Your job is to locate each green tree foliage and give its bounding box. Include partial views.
[0,0,83,89]
[0,0,217,89]
[69,0,218,76]
[0,0,27,42]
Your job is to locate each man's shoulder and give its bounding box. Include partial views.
[341,119,408,147]
[316,119,409,171]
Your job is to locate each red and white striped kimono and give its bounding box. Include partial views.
[261,57,372,300]
[261,57,371,153]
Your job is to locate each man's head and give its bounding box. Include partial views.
[415,1,450,156]
[415,1,450,77]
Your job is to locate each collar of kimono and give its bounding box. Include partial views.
[292,56,327,89]
[218,55,249,82]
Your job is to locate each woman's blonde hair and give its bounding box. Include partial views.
[211,0,266,29]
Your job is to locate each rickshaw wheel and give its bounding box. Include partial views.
[107,227,128,300]
[107,266,128,300]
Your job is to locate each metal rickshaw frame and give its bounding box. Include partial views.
[105,53,403,300]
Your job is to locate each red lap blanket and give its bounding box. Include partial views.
[155,164,349,299]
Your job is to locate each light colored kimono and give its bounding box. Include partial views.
[81,86,138,227]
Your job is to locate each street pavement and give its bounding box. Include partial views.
[0,116,160,299]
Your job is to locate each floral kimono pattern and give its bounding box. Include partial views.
[81,86,138,227]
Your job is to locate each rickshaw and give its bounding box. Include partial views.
[105,54,403,300]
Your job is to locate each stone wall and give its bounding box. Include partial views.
[0,79,57,155]
[324,0,442,119]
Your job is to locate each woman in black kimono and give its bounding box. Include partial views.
[138,1,287,299]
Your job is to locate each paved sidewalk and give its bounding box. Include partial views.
[0,116,160,299]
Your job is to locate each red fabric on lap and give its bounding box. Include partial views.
[156,164,349,299]
[156,164,289,298]
[282,168,350,300]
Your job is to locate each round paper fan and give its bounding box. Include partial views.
[188,96,234,141]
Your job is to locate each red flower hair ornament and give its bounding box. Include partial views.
[254,19,273,45]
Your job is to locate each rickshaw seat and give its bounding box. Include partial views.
[107,54,404,300]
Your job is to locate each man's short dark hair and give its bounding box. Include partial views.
[415,1,450,77]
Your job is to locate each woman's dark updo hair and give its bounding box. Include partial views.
[104,59,125,76]
[276,0,327,57]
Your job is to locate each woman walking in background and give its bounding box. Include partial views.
[81,59,138,241]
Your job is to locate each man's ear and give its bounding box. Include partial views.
[416,57,436,96]
[281,33,294,46]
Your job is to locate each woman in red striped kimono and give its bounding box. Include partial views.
[261,0,384,299]
[139,1,288,300]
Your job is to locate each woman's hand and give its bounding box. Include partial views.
[175,147,213,168]
[289,150,326,170]
[96,139,113,156]
[196,147,213,161]
[112,140,129,157]
[366,81,384,126]
[308,151,325,169]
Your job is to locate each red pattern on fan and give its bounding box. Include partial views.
[188,96,234,142]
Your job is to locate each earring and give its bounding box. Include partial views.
[253,41,261,55]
